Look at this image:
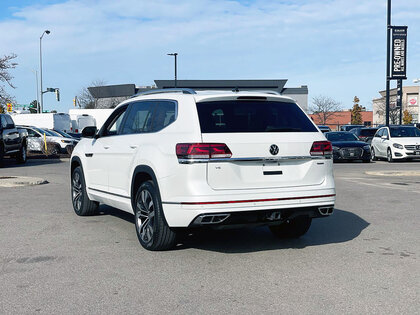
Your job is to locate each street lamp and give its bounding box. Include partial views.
[39,30,51,113]
[167,53,178,88]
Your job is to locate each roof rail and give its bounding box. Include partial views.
[131,88,196,98]
[231,88,280,95]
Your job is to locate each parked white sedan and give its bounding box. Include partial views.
[371,126,420,162]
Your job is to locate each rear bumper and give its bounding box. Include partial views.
[188,206,334,229]
[162,189,336,227]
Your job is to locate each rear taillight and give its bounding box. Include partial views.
[310,141,332,156]
[176,143,232,159]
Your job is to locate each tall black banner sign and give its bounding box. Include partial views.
[391,26,407,79]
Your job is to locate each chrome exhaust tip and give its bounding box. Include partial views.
[318,206,334,216]
[194,214,230,225]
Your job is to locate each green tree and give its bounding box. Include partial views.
[402,110,413,125]
[351,96,363,125]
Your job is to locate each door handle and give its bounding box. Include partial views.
[129,145,138,149]
[103,146,110,149]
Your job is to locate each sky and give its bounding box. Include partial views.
[1,0,420,113]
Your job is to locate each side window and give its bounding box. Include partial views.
[27,129,40,137]
[375,129,383,137]
[103,106,128,136]
[383,128,389,138]
[121,100,177,134]
[121,102,154,134]
[5,115,14,127]
[0,116,7,128]
[150,101,176,132]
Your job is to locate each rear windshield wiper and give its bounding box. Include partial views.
[265,127,302,132]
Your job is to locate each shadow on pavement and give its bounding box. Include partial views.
[0,157,64,169]
[99,206,369,254]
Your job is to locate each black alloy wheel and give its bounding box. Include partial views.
[134,181,176,251]
[71,166,98,216]
[16,144,27,164]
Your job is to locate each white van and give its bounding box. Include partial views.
[12,113,71,132]
[70,114,96,134]
[68,109,113,132]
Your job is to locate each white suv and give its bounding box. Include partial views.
[70,89,335,250]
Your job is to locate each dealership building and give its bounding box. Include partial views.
[88,79,309,112]
[373,85,420,124]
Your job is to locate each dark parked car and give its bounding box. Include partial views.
[340,125,364,132]
[349,127,378,144]
[0,114,28,165]
[325,131,371,163]
[317,125,331,133]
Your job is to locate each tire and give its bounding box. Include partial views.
[0,143,4,165]
[71,166,99,216]
[134,180,177,251]
[387,148,394,163]
[16,143,27,164]
[371,147,378,161]
[269,216,312,239]
[51,144,60,156]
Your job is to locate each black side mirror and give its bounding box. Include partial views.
[82,126,97,138]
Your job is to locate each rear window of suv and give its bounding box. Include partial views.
[196,100,317,133]
[360,129,378,136]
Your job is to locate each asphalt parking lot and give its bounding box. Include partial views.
[0,158,419,314]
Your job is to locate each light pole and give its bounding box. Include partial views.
[167,53,178,88]
[385,0,391,127]
[39,30,50,113]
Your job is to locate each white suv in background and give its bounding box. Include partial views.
[371,125,420,162]
[70,89,335,250]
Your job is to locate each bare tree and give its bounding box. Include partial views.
[0,53,18,109]
[77,79,107,109]
[310,95,342,125]
[374,98,400,125]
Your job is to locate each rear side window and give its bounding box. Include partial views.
[122,100,176,134]
[196,100,317,133]
[360,129,377,137]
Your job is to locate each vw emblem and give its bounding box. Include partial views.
[269,144,279,155]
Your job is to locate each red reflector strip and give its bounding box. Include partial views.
[180,194,336,205]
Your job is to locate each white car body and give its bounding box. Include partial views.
[71,92,335,251]
[19,126,76,153]
[371,126,420,161]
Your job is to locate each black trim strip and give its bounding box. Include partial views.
[263,171,283,175]
[162,194,336,205]
[88,187,130,199]
[85,153,93,157]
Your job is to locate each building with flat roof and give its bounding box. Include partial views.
[87,80,309,111]
[373,85,420,124]
[309,111,373,131]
